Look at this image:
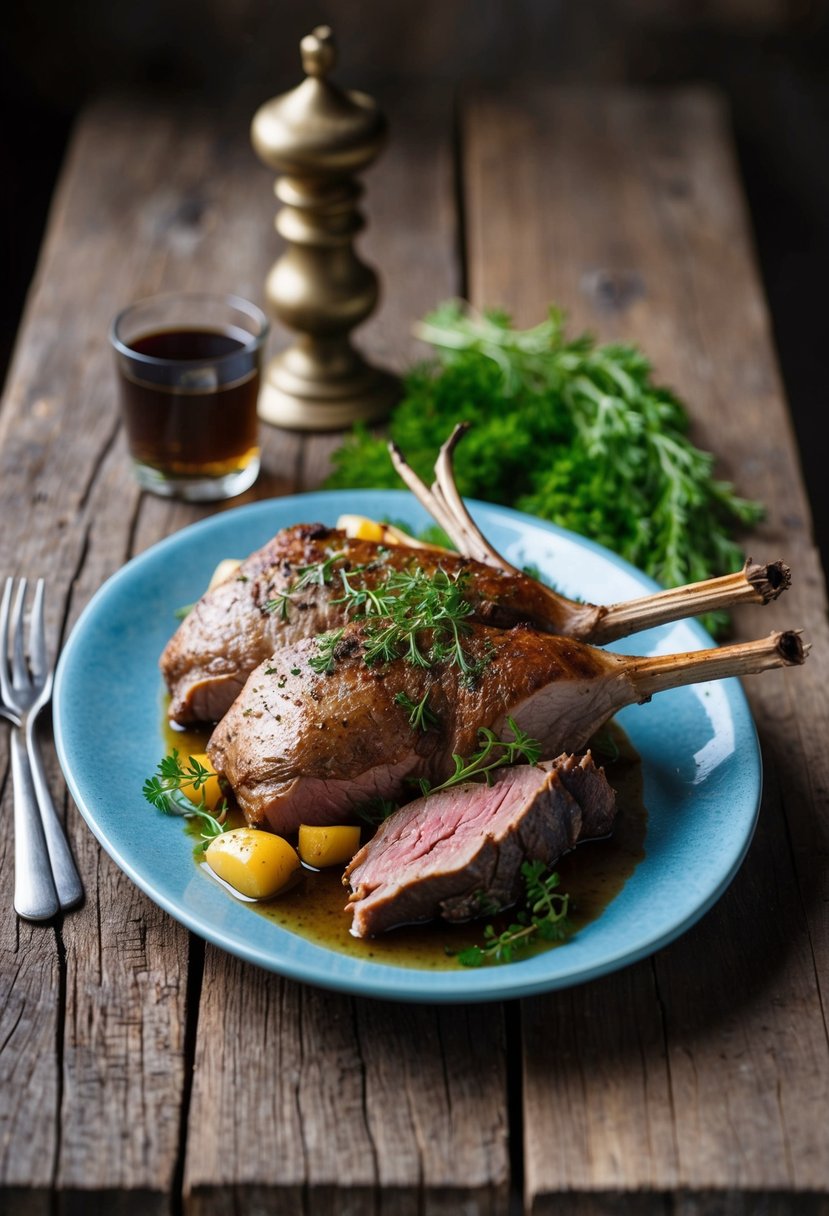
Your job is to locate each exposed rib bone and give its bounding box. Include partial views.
[589,559,791,645]
[505,629,807,759]
[390,423,519,572]
[433,423,518,571]
[388,424,791,643]
[625,629,807,700]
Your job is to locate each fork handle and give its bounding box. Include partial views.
[26,723,83,910]
[11,729,59,921]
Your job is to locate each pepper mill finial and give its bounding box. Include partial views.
[300,25,336,77]
[251,27,399,431]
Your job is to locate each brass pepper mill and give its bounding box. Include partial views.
[251,25,399,430]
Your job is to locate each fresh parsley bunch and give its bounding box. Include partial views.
[326,302,763,625]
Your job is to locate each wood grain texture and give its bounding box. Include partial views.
[0,907,59,1214]
[181,87,511,1215]
[185,961,508,1216]
[463,86,829,1213]
[0,95,304,1213]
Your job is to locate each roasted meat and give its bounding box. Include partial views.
[162,523,789,725]
[161,524,595,724]
[344,752,616,937]
[207,620,805,836]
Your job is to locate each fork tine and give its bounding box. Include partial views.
[11,578,28,690]
[0,578,13,705]
[28,580,47,683]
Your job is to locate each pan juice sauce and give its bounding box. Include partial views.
[165,717,646,970]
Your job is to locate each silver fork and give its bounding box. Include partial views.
[1,578,83,919]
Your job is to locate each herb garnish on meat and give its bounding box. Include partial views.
[416,717,541,796]
[265,550,349,618]
[394,690,439,731]
[266,553,485,674]
[284,561,491,678]
[357,568,483,674]
[352,717,539,827]
[308,628,347,674]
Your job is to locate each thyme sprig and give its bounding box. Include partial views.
[332,564,398,616]
[307,563,488,680]
[265,551,349,619]
[308,628,346,675]
[362,568,483,675]
[456,860,571,967]
[416,717,541,797]
[394,690,440,732]
[142,750,229,850]
[267,547,486,680]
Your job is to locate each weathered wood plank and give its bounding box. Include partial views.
[182,89,511,1215]
[0,94,312,1213]
[0,101,182,1215]
[185,963,509,1216]
[464,85,829,1212]
[48,99,294,1212]
[0,905,59,1215]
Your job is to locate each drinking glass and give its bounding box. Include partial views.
[110,292,269,501]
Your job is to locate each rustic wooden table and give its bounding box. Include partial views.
[1,84,828,1215]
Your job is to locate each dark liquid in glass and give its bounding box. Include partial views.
[118,328,260,478]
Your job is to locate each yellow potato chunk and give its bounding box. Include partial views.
[205,828,301,899]
[298,824,362,869]
[207,558,242,591]
[336,514,386,543]
[336,514,449,553]
[180,754,223,811]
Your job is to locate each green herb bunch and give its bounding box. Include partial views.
[326,303,763,616]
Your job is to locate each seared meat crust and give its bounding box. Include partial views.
[161,524,599,725]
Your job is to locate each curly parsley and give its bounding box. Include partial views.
[142,750,229,850]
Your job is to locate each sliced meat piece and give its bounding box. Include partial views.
[161,524,581,725]
[344,753,616,937]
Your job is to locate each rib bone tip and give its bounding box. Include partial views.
[777,629,807,665]
[444,421,471,449]
[746,558,792,601]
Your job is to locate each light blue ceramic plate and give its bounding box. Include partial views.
[54,491,761,1003]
